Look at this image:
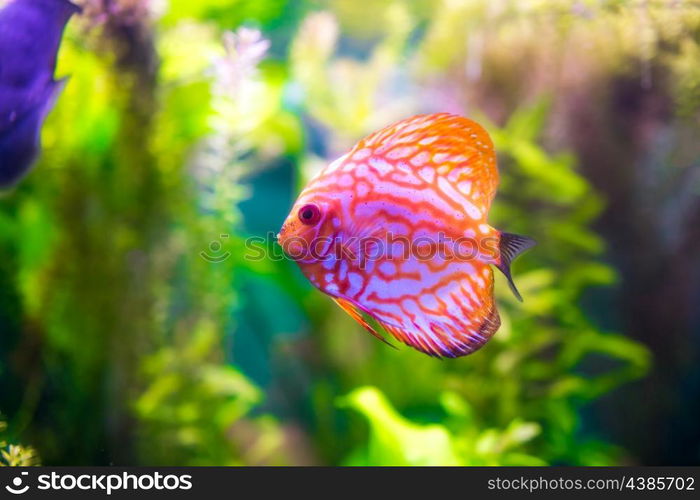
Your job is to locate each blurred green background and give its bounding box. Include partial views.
[1,0,699,466]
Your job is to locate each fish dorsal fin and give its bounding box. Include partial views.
[351,113,500,215]
[332,297,396,349]
[496,232,536,302]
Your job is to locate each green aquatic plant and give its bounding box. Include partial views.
[342,387,544,466]
[0,419,39,466]
[0,3,297,465]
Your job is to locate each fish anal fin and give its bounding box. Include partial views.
[496,231,536,302]
[379,305,500,359]
[332,297,397,349]
[475,302,501,344]
[382,323,448,359]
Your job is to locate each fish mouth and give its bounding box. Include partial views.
[276,226,289,248]
[276,220,295,243]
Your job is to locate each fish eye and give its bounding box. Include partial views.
[298,203,321,225]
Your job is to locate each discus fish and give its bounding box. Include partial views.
[278,113,535,358]
[0,0,81,188]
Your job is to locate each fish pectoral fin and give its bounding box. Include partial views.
[496,231,536,302]
[332,297,397,349]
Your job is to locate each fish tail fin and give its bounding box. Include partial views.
[496,231,536,302]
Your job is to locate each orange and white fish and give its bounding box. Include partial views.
[278,113,535,358]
